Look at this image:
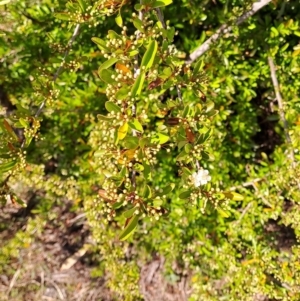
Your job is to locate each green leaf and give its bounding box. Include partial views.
[123,206,136,218]
[217,207,230,218]
[54,12,77,21]
[142,184,152,198]
[280,43,289,52]
[116,85,130,100]
[151,0,173,8]
[223,192,244,201]
[119,166,127,177]
[178,140,188,150]
[97,114,114,121]
[129,50,139,57]
[151,133,169,144]
[205,101,215,113]
[118,122,128,140]
[134,3,143,11]
[181,167,192,179]
[165,27,175,41]
[119,215,139,241]
[131,72,146,97]
[143,162,152,180]
[112,202,123,209]
[198,128,212,144]
[160,183,175,196]
[162,67,172,78]
[76,0,86,12]
[99,69,116,84]
[176,149,188,161]
[19,118,30,128]
[123,136,139,149]
[91,37,110,52]
[153,197,163,207]
[179,190,192,199]
[182,105,191,118]
[128,119,143,132]
[133,18,144,32]
[0,160,17,174]
[193,59,204,74]
[0,0,11,5]
[134,163,144,171]
[270,27,279,37]
[94,149,106,157]
[115,13,123,27]
[15,104,31,114]
[105,101,121,113]
[185,143,193,153]
[139,137,150,148]
[141,40,158,70]
[99,57,119,72]
[108,30,122,40]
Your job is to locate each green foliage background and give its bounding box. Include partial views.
[1,0,300,300]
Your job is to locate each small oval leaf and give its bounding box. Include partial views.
[131,72,145,97]
[99,57,119,72]
[105,101,121,113]
[118,122,128,140]
[119,215,139,241]
[115,13,123,27]
[141,40,158,70]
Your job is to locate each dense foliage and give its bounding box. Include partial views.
[1,0,300,300]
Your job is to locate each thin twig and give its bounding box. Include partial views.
[268,57,294,161]
[7,268,20,295]
[1,23,80,189]
[234,201,252,225]
[131,2,143,190]
[230,177,273,207]
[155,8,183,104]
[44,278,65,300]
[186,0,272,64]
[268,56,300,190]
[35,23,80,118]
[229,178,262,191]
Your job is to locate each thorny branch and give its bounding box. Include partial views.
[186,0,272,64]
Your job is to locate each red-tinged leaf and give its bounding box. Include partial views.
[185,127,195,143]
[3,119,19,141]
[148,78,163,90]
[115,63,131,75]
[7,142,16,152]
[98,189,110,200]
[167,117,179,126]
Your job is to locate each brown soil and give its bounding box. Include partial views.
[0,193,190,301]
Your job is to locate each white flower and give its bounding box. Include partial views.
[134,68,140,78]
[191,169,211,187]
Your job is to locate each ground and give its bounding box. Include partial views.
[0,192,190,301]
